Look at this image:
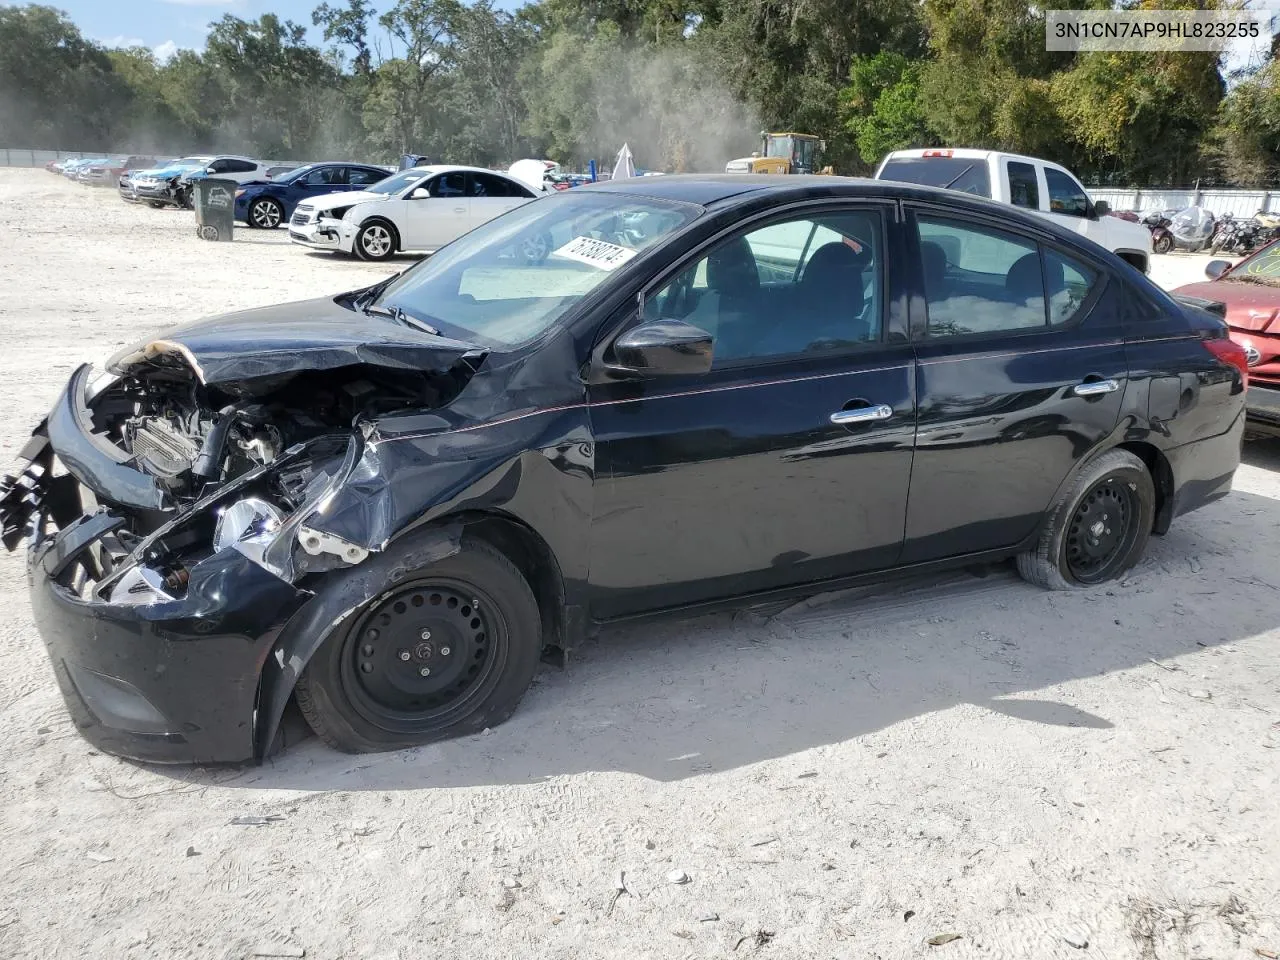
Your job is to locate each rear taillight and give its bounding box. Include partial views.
[922,149,954,158]
[1203,337,1249,387]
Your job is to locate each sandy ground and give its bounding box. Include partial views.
[1,169,1279,960]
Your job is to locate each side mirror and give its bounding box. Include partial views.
[1093,199,1110,218]
[205,166,217,175]
[1205,259,1231,280]
[612,319,713,376]
[410,187,430,200]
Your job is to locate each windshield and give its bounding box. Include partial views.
[366,169,430,196]
[275,164,317,184]
[878,157,992,197]
[1227,239,1280,284]
[374,191,702,349]
[765,135,794,159]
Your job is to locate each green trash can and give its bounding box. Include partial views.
[192,177,236,242]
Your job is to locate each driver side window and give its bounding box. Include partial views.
[429,172,466,198]
[643,210,883,368]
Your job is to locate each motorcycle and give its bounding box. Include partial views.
[1142,210,1175,255]
[1166,205,1216,253]
[1211,215,1268,255]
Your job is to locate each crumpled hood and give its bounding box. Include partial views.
[135,164,200,179]
[307,190,385,212]
[106,295,486,387]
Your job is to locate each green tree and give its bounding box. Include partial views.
[842,51,933,166]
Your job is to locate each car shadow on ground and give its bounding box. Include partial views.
[153,482,1277,793]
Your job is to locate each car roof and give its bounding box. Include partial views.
[585,174,1105,248]
[408,165,524,178]
[880,147,1069,169]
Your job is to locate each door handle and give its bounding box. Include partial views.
[453,206,466,213]
[830,403,894,425]
[1072,378,1119,397]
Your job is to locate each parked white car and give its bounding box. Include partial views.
[875,148,1152,273]
[289,165,546,261]
[183,155,271,186]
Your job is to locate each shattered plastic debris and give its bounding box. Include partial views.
[667,869,691,885]
[927,933,962,946]
[85,851,114,863]
[1188,689,1213,700]
[230,814,285,826]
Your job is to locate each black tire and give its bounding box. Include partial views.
[1153,233,1173,255]
[1016,449,1155,591]
[147,201,165,209]
[354,219,398,261]
[295,537,541,753]
[247,197,284,229]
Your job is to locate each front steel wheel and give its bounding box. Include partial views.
[1017,449,1155,590]
[295,538,541,753]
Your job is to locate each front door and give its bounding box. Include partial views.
[903,208,1127,562]
[587,204,916,619]
[401,171,470,250]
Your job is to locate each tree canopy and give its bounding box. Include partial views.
[0,0,1273,186]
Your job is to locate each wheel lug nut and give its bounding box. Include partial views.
[398,650,411,661]
[441,646,451,656]
[360,662,373,673]
[362,644,375,657]
[419,667,431,677]
[420,629,432,640]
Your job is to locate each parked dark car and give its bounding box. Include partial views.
[1173,239,1280,435]
[234,162,394,228]
[0,176,1246,764]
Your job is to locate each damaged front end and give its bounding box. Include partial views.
[0,306,487,762]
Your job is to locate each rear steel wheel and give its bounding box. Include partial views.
[1063,477,1139,584]
[1016,449,1154,590]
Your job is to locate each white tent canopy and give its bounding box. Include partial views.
[611,143,636,181]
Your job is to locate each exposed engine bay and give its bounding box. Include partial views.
[1,322,486,611]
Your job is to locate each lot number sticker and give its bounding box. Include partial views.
[552,236,638,271]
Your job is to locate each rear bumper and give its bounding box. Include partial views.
[1167,406,1245,519]
[1245,383,1280,435]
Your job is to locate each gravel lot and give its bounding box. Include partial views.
[2,169,1279,960]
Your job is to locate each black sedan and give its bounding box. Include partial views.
[234,161,393,229]
[0,176,1247,763]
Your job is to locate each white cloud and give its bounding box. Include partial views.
[153,41,182,62]
[100,35,146,48]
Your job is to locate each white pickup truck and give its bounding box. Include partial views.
[875,148,1151,274]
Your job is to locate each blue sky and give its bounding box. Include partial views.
[54,0,521,61]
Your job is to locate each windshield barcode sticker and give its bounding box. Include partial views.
[552,236,638,270]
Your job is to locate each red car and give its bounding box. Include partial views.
[1174,239,1280,435]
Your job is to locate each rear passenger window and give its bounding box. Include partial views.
[644,211,883,367]
[1045,248,1098,325]
[1007,161,1040,210]
[918,217,1045,336]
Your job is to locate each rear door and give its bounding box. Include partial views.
[903,206,1128,562]
[587,202,917,617]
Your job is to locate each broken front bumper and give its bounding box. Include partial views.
[0,371,318,763]
[288,218,349,251]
